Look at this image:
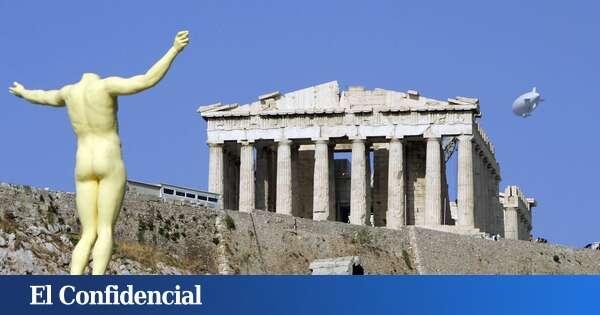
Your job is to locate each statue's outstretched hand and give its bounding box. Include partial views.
[173,31,190,53]
[8,82,24,98]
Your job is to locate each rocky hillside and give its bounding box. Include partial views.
[1,182,599,275]
[0,184,197,274]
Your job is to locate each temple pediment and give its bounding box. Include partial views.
[197,81,479,118]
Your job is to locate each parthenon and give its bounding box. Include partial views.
[198,81,535,239]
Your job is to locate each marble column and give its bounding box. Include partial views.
[208,143,224,198]
[479,156,490,232]
[239,142,255,212]
[350,139,368,225]
[207,144,222,210]
[487,171,494,234]
[387,138,405,229]
[503,207,518,240]
[313,139,330,221]
[473,146,481,229]
[493,175,502,235]
[457,135,475,227]
[255,144,269,210]
[276,139,293,215]
[484,160,494,233]
[424,137,442,226]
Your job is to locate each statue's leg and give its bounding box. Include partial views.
[70,179,99,275]
[91,165,126,275]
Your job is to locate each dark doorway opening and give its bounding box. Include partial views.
[352,264,365,275]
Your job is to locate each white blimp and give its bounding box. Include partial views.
[512,87,544,118]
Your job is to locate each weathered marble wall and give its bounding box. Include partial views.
[297,149,315,219]
[405,141,426,225]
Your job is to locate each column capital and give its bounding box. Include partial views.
[504,206,518,212]
[388,137,404,143]
[207,142,224,147]
[349,136,366,142]
[385,133,405,140]
[276,138,292,145]
[312,138,330,144]
[425,136,441,142]
[238,140,254,146]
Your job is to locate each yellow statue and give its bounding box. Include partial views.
[8,31,190,275]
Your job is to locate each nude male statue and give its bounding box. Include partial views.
[8,31,189,275]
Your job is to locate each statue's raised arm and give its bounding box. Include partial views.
[103,30,190,96]
[8,81,67,107]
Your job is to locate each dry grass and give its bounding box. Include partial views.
[0,218,18,234]
[114,240,201,273]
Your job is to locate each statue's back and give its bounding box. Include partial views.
[64,74,120,138]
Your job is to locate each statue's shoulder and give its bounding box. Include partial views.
[60,84,74,96]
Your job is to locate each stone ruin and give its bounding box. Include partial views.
[309,256,364,275]
[500,186,537,240]
[198,81,536,240]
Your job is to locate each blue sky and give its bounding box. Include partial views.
[1,1,598,246]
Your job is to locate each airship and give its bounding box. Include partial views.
[512,87,544,118]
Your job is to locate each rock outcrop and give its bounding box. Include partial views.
[1,182,599,275]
